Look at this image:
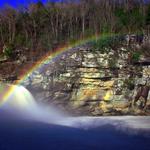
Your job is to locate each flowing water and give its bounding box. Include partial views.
[1,84,66,124]
[0,84,150,150]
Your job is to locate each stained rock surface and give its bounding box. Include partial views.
[1,37,150,116]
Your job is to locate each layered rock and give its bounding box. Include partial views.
[17,42,150,116]
[1,36,150,116]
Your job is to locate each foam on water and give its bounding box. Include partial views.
[1,84,150,134]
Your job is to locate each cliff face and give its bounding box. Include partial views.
[19,38,150,116]
[1,36,150,116]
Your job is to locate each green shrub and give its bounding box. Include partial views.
[3,44,14,58]
[92,35,123,53]
[132,52,141,62]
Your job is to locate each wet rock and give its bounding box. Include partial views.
[6,42,149,116]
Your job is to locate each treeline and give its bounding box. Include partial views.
[0,0,150,54]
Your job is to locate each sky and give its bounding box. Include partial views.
[0,0,150,8]
[0,0,58,8]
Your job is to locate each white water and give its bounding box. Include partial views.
[1,85,65,124]
[1,85,150,133]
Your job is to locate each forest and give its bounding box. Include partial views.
[0,0,150,56]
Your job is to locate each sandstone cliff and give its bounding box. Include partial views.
[1,35,150,116]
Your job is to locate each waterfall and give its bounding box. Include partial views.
[0,84,65,124]
[2,85,36,111]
